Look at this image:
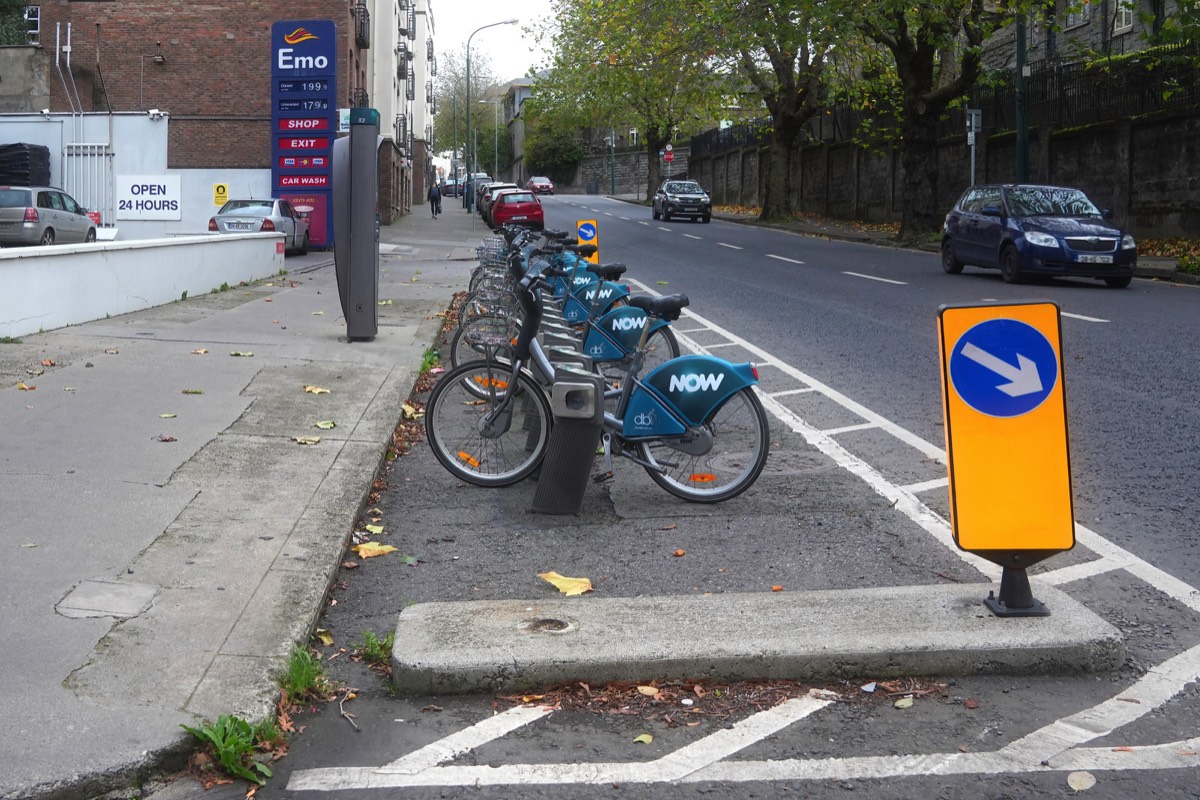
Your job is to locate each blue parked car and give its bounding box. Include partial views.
[941,184,1137,288]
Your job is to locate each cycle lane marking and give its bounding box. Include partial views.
[844,271,908,285]
[767,254,805,264]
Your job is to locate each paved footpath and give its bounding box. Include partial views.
[0,204,485,800]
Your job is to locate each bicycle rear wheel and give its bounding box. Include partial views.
[638,387,769,502]
[425,361,551,486]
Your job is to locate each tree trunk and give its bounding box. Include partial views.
[644,130,670,202]
[897,114,941,242]
[760,123,801,221]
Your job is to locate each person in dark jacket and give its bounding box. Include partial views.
[427,183,442,218]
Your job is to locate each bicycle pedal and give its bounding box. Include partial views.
[592,471,614,484]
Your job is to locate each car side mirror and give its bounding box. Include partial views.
[981,205,1003,218]
[1101,208,1113,220]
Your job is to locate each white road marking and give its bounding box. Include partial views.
[821,422,877,436]
[683,234,702,240]
[658,226,671,231]
[619,216,630,221]
[769,387,817,397]
[377,705,551,774]
[899,477,949,494]
[638,221,650,226]
[844,271,907,285]
[702,341,737,348]
[1062,311,1110,323]
[718,242,743,250]
[767,254,805,265]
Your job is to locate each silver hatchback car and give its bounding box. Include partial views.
[0,186,97,246]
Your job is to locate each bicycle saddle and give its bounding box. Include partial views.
[628,293,689,321]
[587,263,627,280]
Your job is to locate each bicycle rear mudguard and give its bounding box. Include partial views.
[624,355,757,437]
[561,280,629,323]
[582,305,670,361]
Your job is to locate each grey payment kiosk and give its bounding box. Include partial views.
[333,107,382,341]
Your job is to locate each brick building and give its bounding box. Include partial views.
[25,0,435,224]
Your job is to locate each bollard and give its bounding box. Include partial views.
[531,366,605,514]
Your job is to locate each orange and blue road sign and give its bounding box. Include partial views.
[576,220,599,264]
[937,301,1074,560]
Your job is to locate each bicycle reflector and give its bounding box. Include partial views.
[689,473,717,483]
[457,451,481,468]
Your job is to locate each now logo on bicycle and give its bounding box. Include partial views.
[668,373,725,393]
[611,316,647,332]
[585,287,615,300]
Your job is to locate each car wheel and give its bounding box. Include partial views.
[702,214,711,223]
[299,231,309,256]
[652,205,660,220]
[40,228,55,246]
[85,229,97,243]
[941,240,964,274]
[1104,276,1132,288]
[1000,247,1023,284]
[662,208,672,222]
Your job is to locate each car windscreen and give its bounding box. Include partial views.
[1006,187,1100,217]
[220,200,273,214]
[501,193,536,204]
[0,189,31,207]
[666,182,702,194]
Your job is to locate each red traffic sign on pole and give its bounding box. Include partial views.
[664,152,674,162]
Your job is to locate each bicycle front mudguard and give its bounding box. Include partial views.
[624,356,757,436]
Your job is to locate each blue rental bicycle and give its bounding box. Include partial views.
[424,251,769,503]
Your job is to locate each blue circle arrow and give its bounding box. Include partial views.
[949,318,1058,418]
[577,223,597,241]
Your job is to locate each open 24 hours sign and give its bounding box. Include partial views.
[115,175,182,220]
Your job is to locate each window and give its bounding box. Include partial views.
[1065,0,1092,29]
[1114,0,1134,32]
[23,5,38,43]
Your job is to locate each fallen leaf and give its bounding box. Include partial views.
[104,347,119,354]
[182,389,203,395]
[40,358,54,367]
[341,561,359,570]
[17,382,34,391]
[1177,749,1197,756]
[894,696,914,709]
[673,549,686,557]
[21,543,38,548]
[637,686,660,697]
[521,694,545,703]
[958,743,971,752]
[26,368,43,376]
[378,299,394,305]
[191,348,208,355]
[353,542,398,558]
[1111,746,1134,752]
[154,434,177,442]
[771,585,783,592]
[312,311,324,316]
[1116,697,1142,704]
[400,554,422,566]
[1067,771,1096,791]
[655,281,669,285]
[963,698,980,709]
[63,387,75,392]
[402,402,424,420]
[809,688,840,700]
[160,413,177,419]
[229,351,254,357]
[633,733,653,744]
[304,385,331,394]
[538,571,594,596]
[315,629,334,646]
[364,524,384,535]
[292,436,321,445]
[693,685,706,698]
[660,523,677,530]
[315,420,337,430]
[686,721,702,727]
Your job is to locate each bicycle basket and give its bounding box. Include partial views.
[459,287,520,328]
[463,314,520,349]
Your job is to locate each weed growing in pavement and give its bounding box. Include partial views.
[278,645,334,702]
[180,714,273,785]
[357,629,395,666]
[419,346,440,374]
[0,336,21,344]
[181,290,188,301]
[277,268,289,276]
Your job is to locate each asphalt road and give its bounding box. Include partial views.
[174,196,1200,800]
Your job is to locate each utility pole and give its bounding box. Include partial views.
[1015,13,1029,182]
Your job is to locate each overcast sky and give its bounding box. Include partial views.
[432,0,555,84]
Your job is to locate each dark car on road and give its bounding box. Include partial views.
[652,178,711,223]
[941,184,1137,288]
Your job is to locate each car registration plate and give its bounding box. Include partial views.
[512,216,527,220]
[1076,254,1113,264]
[227,222,254,231]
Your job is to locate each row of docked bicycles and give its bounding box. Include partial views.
[422,225,770,503]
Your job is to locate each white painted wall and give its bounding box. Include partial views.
[0,234,285,339]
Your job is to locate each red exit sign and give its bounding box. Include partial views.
[279,137,330,150]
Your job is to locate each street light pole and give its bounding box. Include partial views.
[465,17,518,213]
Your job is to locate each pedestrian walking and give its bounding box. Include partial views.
[427,183,442,218]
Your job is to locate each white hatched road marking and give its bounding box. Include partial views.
[287,276,1200,791]
[767,254,805,264]
[843,271,907,285]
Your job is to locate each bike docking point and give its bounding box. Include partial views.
[532,366,605,515]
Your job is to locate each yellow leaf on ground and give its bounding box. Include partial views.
[160,413,176,419]
[894,696,914,709]
[315,628,334,646]
[637,686,660,697]
[315,420,337,430]
[378,299,394,305]
[17,382,34,391]
[191,348,208,355]
[292,436,321,445]
[633,733,653,744]
[229,351,254,357]
[521,694,545,703]
[304,385,331,394]
[353,542,398,559]
[365,524,384,534]
[538,571,593,596]
[402,402,424,420]
[312,311,324,316]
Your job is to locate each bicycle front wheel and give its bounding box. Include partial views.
[638,387,769,503]
[425,362,551,486]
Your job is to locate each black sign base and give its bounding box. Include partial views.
[984,566,1050,617]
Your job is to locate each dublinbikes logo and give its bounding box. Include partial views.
[669,373,725,393]
[589,344,606,356]
[632,410,657,429]
[611,315,647,332]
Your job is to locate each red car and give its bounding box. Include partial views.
[527,176,555,195]
[489,189,544,230]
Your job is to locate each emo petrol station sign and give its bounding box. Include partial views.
[272,20,337,247]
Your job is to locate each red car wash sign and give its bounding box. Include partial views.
[271,20,336,247]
